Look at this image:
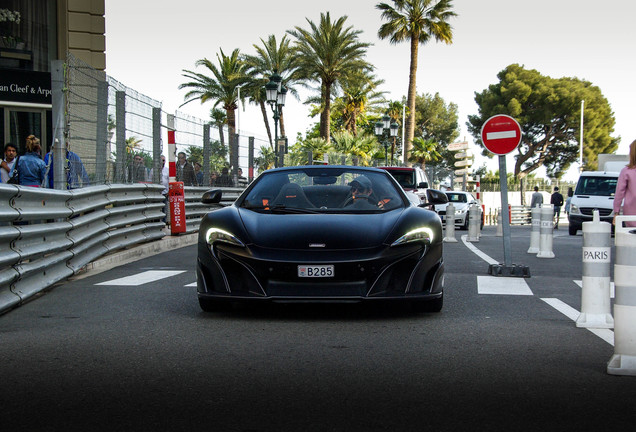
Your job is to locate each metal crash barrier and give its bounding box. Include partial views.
[0,183,243,314]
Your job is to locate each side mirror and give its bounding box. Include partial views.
[418,182,429,189]
[425,189,448,205]
[202,189,223,204]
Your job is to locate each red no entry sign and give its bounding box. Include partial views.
[480,114,522,155]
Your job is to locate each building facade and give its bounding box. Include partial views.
[0,0,105,156]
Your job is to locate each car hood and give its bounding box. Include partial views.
[435,202,469,212]
[237,208,403,249]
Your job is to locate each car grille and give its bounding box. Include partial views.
[438,210,446,216]
[580,207,612,216]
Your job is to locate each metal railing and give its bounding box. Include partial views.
[0,183,241,314]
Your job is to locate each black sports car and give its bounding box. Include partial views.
[196,166,448,312]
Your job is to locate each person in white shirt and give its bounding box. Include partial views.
[1,143,18,183]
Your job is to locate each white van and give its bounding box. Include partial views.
[568,171,618,235]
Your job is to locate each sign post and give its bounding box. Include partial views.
[481,114,530,277]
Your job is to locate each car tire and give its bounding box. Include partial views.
[569,225,578,236]
[462,217,469,231]
[198,297,229,312]
[412,295,443,313]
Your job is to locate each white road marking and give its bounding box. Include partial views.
[540,298,614,346]
[461,235,498,265]
[185,282,197,287]
[486,130,517,140]
[477,275,533,295]
[573,280,615,298]
[96,270,186,286]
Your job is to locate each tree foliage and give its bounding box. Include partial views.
[288,12,372,142]
[467,64,619,177]
[414,92,459,172]
[377,0,457,165]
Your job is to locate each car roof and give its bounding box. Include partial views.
[265,165,387,174]
[377,166,420,172]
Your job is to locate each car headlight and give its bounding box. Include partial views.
[206,228,245,247]
[456,207,467,214]
[391,227,434,247]
[570,204,579,214]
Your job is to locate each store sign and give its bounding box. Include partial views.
[0,69,52,104]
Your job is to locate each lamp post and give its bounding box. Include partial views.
[265,72,287,168]
[375,114,399,165]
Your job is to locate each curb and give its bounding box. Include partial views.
[70,230,198,280]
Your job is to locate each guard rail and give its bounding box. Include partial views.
[0,183,242,314]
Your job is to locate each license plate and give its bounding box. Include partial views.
[298,265,334,278]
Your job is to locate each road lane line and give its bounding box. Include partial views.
[185,282,196,287]
[461,235,498,265]
[477,276,533,295]
[541,298,614,346]
[96,270,186,286]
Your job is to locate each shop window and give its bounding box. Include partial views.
[0,0,57,72]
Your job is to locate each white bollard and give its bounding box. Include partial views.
[576,210,613,328]
[443,203,457,243]
[496,209,503,237]
[537,204,555,258]
[467,204,480,242]
[607,215,636,376]
[527,206,541,254]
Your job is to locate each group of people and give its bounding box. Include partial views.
[173,151,247,188]
[531,185,572,229]
[1,135,90,188]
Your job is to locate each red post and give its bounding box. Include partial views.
[169,181,186,234]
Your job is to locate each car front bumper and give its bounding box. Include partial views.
[197,241,444,303]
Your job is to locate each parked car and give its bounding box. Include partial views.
[197,165,448,313]
[435,191,483,230]
[378,166,429,204]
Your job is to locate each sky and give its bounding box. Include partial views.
[104,0,635,181]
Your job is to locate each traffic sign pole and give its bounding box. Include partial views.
[498,155,512,266]
[481,114,530,278]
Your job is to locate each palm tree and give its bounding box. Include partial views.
[337,71,386,136]
[377,0,457,165]
[409,136,442,166]
[210,108,227,148]
[254,146,278,172]
[331,131,379,166]
[179,48,248,171]
[243,35,299,142]
[288,12,371,142]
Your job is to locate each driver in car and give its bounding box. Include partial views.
[347,176,378,210]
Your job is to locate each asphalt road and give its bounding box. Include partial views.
[1,225,634,432]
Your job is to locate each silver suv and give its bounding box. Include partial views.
[378,166,429,204]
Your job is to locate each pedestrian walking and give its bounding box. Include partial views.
[564,187,573,218]
[613,139,636,227]
[530,186,543,208]
[551,186,564,228]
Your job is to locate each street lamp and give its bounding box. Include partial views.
[265,72,287,168]
[375,115,399,165]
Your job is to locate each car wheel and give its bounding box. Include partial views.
[412,295,443,313]
[569,225,578,236]
[198,297,229,312]
[462,217,469,230]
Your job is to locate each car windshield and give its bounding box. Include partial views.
[446,193,468,203]
[575,176,617,196]
[383,169,415,188]
[239,167,406,213]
